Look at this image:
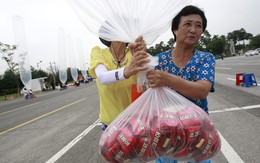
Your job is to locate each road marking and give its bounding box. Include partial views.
[218,131,244,163]
[242,104,260,109]
[0,98,86,136]
[227,78,236,81]
[0,102,41,116]
[45,119,101,163]
[209,104,260,114]
[215,67,232,70]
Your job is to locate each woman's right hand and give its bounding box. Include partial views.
[124,51,149,79]
[128,36,147,54]
[124,36,149,79]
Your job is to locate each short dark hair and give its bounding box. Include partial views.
[99,37,111,47]
[171,5,207,41]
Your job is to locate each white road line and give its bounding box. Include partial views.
[227,78,236,81]
[215,67,232,70]
[218,131,244,163]
[45,119,100,163]
[209,104,260,114]
[242,104,260,110]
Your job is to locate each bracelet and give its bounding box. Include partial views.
[115,71,119,80]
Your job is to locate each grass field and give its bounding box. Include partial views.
[0,93,22,101]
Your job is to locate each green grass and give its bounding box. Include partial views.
[0,93,23,101]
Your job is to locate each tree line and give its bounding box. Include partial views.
[1,28,260,97]
[147,28,260,56]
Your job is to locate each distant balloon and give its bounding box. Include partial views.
[81,70,87,79]
[12,15,32,89]
[71,68,78,82]
[67,35,78,82]
[76,38,87,79]
[57,28,68,84]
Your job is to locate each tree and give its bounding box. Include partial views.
[47,62,58,90]
[227,28,253,45]
[249,34,260,49]
[0,42,18,75]
[147,41,173,56]
[0,69,23,96]
[198,30,211,51]
[0,42,21,93]
[31,66,48,78]
[207,35,226,55]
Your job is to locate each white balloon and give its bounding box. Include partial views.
[68,0,191,92]
[12,15,32,89]
[75,38,88,79]
[71,68,78,82]
[81,70,87,79]
[69,0,191,45]
[67,35,79,82]
[57,28,68,84]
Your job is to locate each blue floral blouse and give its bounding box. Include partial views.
[155,49,215,112]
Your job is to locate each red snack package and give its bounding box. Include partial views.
[117,126,137,159]
[128,116,150,137]
[134,137,157,162]
[193,129,221,162]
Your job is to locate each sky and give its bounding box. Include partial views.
[0,0,260,75]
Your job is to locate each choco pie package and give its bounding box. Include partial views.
[99,87,221,162]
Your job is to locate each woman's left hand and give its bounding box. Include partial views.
[146,70,169,88]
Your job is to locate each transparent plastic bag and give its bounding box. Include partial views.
[137,54,158,93]
[99,87,221,162]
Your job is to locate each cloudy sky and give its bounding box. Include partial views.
[0,0,259,75]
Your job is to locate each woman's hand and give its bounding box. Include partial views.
[124,36,149,79]
[128,36,147,54]
[124,51,149,79]
[146,70,170,88]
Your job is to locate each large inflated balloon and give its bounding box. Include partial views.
[57,28,68,84]
[68,0,191,45]
[12,15,32,89]
[67,35,79,82]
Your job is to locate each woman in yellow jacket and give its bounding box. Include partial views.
[89,37,148,130]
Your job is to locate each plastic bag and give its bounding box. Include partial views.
[137,54,158,93]
[99,87,221,162]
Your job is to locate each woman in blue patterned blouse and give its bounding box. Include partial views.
[146,5,215,163]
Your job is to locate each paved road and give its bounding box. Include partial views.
[0,55,259,163]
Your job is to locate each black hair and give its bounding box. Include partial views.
[171,5,207,41]
[99,37,111,47]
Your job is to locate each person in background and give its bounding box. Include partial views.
[20,87,30,99]
[144,5,215,163]
[88,36,149,130]
[28,89,36,98]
